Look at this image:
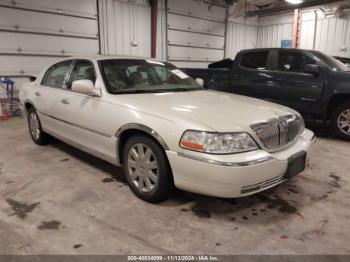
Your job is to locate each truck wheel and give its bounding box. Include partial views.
[122,135,173,203]
[27,107,51,145]
[330,102,350,141]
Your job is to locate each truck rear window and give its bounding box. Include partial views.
[241,52,269,70]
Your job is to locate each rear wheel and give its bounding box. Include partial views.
[122,135,173,203]
[27,107,51,145]
[330,102,350,141]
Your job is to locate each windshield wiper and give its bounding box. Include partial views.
[165,87,204,92]
[113,89,159,94]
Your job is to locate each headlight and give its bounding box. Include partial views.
[180,130,259,154]
[297,114,305,131]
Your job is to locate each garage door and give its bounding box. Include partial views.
[166,0,226,68]
[0,0,99,77]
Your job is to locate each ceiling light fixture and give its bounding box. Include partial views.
[285,0,303,4]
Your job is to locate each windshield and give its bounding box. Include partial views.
[99,59,203,94]
[309,51,349,72]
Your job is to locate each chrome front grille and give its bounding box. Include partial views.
[251,115,303,150]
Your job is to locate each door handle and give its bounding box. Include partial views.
[35,92,41,96]
[271,77,281,81]
[61,99,70,105]
[232,74,244,79]
[300,97,317,102]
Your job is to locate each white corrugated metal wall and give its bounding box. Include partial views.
[98,0,166,60]
[99,0,151,58]
[225,17,258,59]
[300,6,350,57]
[256,1,350,58]
[257,13,294,48]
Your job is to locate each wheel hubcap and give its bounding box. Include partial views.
[127,143,159,193]
[337,108,350,135]
[29,112,40,140]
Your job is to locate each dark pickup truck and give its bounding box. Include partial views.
[183,48,350,140]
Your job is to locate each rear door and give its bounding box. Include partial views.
[51,59,117,160]
[231,50,276,99]
[269,50,325,115]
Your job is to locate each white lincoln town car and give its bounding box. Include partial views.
[20,56,315,203]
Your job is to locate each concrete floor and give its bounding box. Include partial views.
[0,117,350,255]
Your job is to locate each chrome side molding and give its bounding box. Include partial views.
[115,123,169,166]
[177,152,274,167]
[115,123,169,150]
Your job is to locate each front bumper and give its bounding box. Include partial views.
[166,129,315,198]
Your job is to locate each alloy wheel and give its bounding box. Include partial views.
[29,111,40,140]
[127,143,159,193]
[337,108,350,135]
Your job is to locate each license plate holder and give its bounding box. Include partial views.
[285,151,307,179]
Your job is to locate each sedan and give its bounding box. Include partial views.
[20,56,315,202]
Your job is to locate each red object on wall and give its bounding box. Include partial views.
[150,0,157,58]
[0,99,9,121]
[292,9,301,48]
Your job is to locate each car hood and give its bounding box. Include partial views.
[111,90,297,132]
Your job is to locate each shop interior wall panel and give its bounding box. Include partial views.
[99,0,151,57]
[167,0,225,22]
[168,13,225,36]
[0,0,97,18]
[168,45,224,62]
[0,55,60,76]
[166,0,226,68]
[168,29,225,49]
[0,8,98,38]
[0,32,98,56]
[225,22,257,59]
[0,0,98,79]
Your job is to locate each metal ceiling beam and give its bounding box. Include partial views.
[250,0,344,17]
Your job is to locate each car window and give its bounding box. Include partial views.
[68,60,96,89]
[42,60,72,88]
[277,52,316,73]
[311,52,349,71]
[125,65,149,83]
[241,52,269,70]
[99,59,203,94]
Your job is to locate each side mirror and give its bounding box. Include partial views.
[304,64,321,76]
[71,79,101,97]
[28,75,37,82]
[195,78,204,87]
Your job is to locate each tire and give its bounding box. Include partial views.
[27,107,51,145]
[330,101,350,141]
[122,134,173,203]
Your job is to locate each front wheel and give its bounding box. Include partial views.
[122,135,173,203]
[330,102,350,141]
[27,107,51,145]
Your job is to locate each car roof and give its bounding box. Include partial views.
[59,55,160,62]
[39,55,169,75]
[240,48,317,53]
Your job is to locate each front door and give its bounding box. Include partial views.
[268,50,325,115]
